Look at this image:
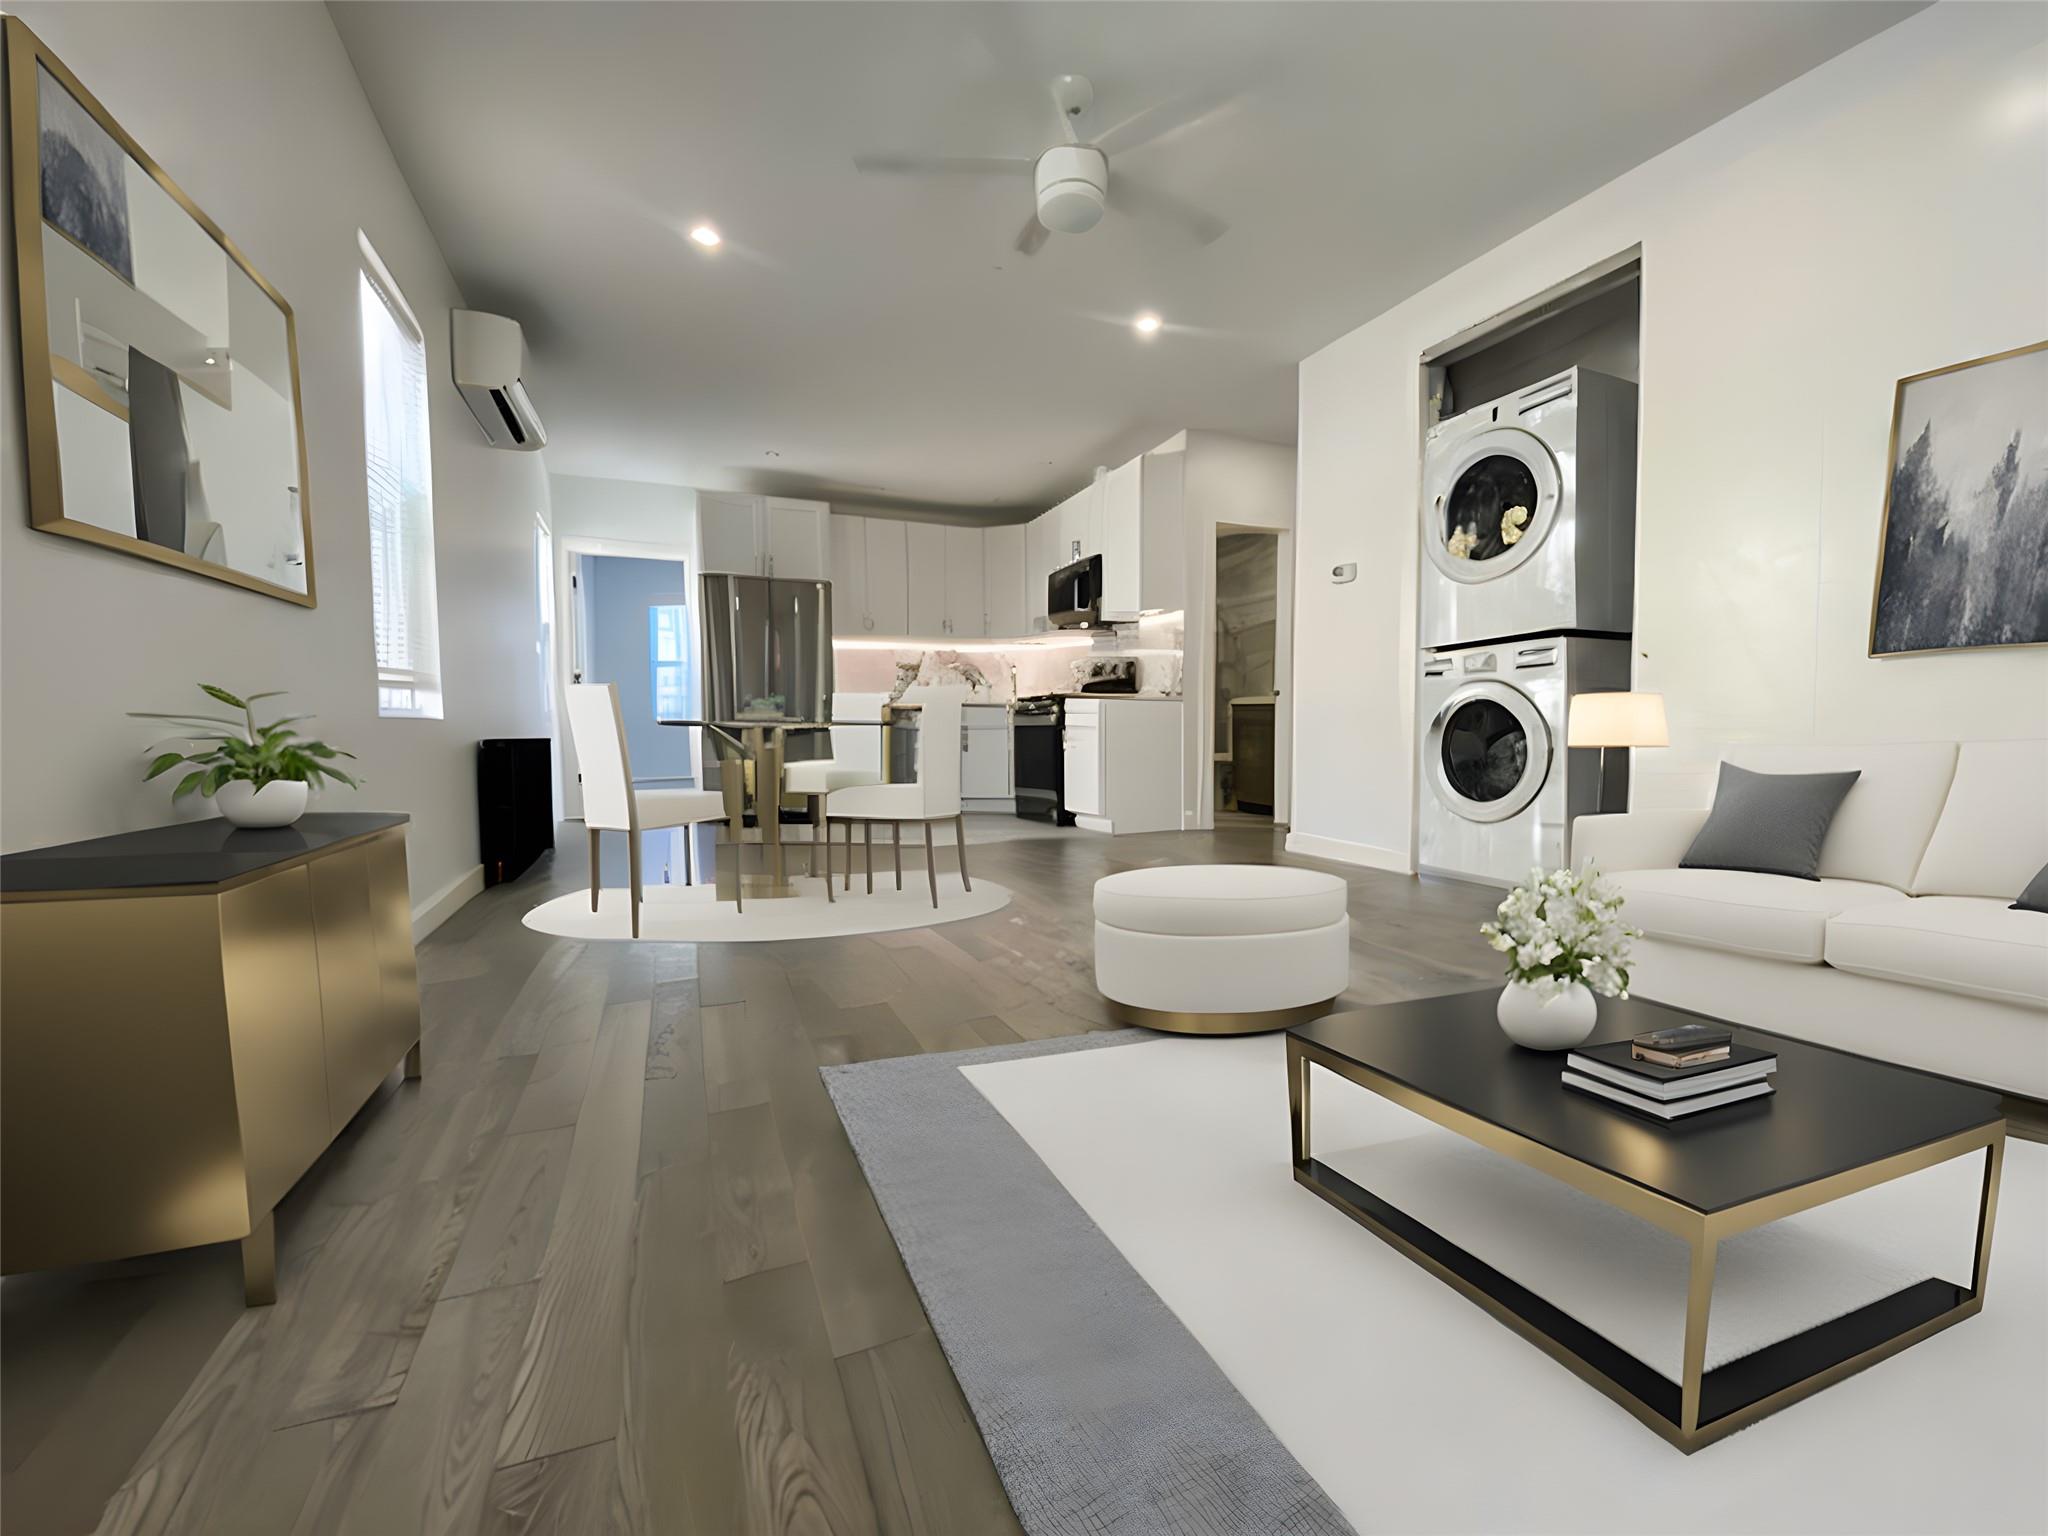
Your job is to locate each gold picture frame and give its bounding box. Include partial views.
[6,16,316,606]
[1867,338,2048,658]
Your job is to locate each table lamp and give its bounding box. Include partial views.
[1567,691,1668,813]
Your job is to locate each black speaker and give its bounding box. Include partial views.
[478,738,554,887]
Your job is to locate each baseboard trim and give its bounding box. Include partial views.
[413,863,484,942]
[1283,830,1411,874]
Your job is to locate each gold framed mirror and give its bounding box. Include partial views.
[6,17,315,605]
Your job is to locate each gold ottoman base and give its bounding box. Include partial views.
[1106,997,1340,1036]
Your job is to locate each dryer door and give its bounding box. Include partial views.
[1422,426,1562,586]
[1425,680,1552,824]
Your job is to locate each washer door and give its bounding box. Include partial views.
[1426,681,1552,823]
[1422,426,1562,585]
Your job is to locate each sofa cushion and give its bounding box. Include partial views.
[1725,742,1957,890]
[1093,864,1348,936]
[1680,763,1860,880]
[1910,739,2048,898]
[1609,869,1908,964]
[1826,898,2048,1010]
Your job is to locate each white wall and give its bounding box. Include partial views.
[0,4,552,931]
[548,472,696,547]
[1292,2,2048,871]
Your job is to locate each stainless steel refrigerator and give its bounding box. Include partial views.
[698,573,836,783]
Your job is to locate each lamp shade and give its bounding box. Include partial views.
[1567,691,1668,749]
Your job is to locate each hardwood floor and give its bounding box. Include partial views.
[1,816,1506,1536]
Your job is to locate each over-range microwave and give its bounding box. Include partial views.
[1048,553,1104,629]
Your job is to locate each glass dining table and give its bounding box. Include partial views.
[656,713,901,903]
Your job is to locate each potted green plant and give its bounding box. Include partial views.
[133,684,358,829]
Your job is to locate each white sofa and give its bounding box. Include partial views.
[1574,740,2048,1100]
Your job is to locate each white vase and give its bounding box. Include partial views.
[1496,980,1599,1050]
[216,779,308,829]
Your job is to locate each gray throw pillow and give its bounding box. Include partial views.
[1680,762,1862,881]
[2013,864,2048,914]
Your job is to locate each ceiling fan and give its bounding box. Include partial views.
[853,73,1231,256]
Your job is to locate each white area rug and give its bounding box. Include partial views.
[522,875,1010,942]
[964,1034,2048,1534]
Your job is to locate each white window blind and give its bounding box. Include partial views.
[359,259,443,718]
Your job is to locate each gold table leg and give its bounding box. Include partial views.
[403,1039,422,1080]
[1679,1237,1718,1435]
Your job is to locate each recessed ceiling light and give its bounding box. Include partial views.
[1134,312,1162,336]
[688,224,722,248]
[204,354,217,365]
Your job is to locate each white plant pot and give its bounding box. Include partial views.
[215,779,308,829]
[1496,979,1598,1050]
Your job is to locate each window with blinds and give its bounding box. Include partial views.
[359,251,443,719]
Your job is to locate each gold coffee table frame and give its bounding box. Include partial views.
[1286,1033,2005,1452]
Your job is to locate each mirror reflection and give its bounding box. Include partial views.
[30,60,309,596]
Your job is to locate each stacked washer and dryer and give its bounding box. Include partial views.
[1417,368,1638,885]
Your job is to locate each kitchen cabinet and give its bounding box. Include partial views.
[1052,482,1100,570]
[1062,696,1182,834]
[1061,700,1102,818]
[864,518,908,635]
[945,526,985,637]
[1097,448,1185,617]
[696,493,829,579]
[962,704,1011,800]
[829,514,866,635]
[905,522,946,635]
[1026,514,1056,630]
[983,523,1028,638]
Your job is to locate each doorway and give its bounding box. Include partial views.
[559,544,699,884]
[1214,529,1279,819]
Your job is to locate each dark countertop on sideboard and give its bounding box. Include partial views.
[1,812,410,896]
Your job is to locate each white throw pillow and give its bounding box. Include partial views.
[1724,741,1957,891]
[1911,740,2048,898]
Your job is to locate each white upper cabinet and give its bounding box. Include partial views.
[864,517,908,635]
[1099,457,1142,615]
[829,514,867,635]
[1026,513,1056,629]
[762,497,828,579]
[984,523,1028,639]
[697,493,761,574]
[905,521,947,636]
[696,494,829,579]
[945,525,985,637]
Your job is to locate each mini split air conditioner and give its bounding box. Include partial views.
[452,310,546,451]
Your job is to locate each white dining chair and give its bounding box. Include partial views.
[784,691,887,896]
[565,683,728,937]
[825,690,969,908]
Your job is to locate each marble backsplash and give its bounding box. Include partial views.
[832,613,1185,702]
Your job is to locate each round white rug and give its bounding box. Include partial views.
[522,874,1011,942]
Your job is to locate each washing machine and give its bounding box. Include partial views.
[1417,634,1632,886]
[1419,367,1638,650]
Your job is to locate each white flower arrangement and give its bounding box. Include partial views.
[1479,864,1639,1000]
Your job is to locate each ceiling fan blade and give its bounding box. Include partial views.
[852,154,1034,178]
[1014,215,1052,257]
[1105,176,1228,247]
[1091,86,1241,159]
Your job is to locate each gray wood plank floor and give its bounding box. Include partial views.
[2,816,1506,1536]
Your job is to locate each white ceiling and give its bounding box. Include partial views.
[330,1,1917,517]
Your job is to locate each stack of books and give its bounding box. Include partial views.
[1563,1024,1777,1120]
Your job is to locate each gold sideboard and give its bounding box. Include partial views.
[1,814,420,1304]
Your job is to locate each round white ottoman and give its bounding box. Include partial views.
[1093,864,1350,1034]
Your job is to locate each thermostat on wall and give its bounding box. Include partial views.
[1331,563,1357,584]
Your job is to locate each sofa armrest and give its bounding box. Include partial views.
[1573,809,1708,873]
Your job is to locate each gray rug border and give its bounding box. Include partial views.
[822,1030,1356,1536]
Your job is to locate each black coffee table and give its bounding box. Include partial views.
[1287,988,2006,1452]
